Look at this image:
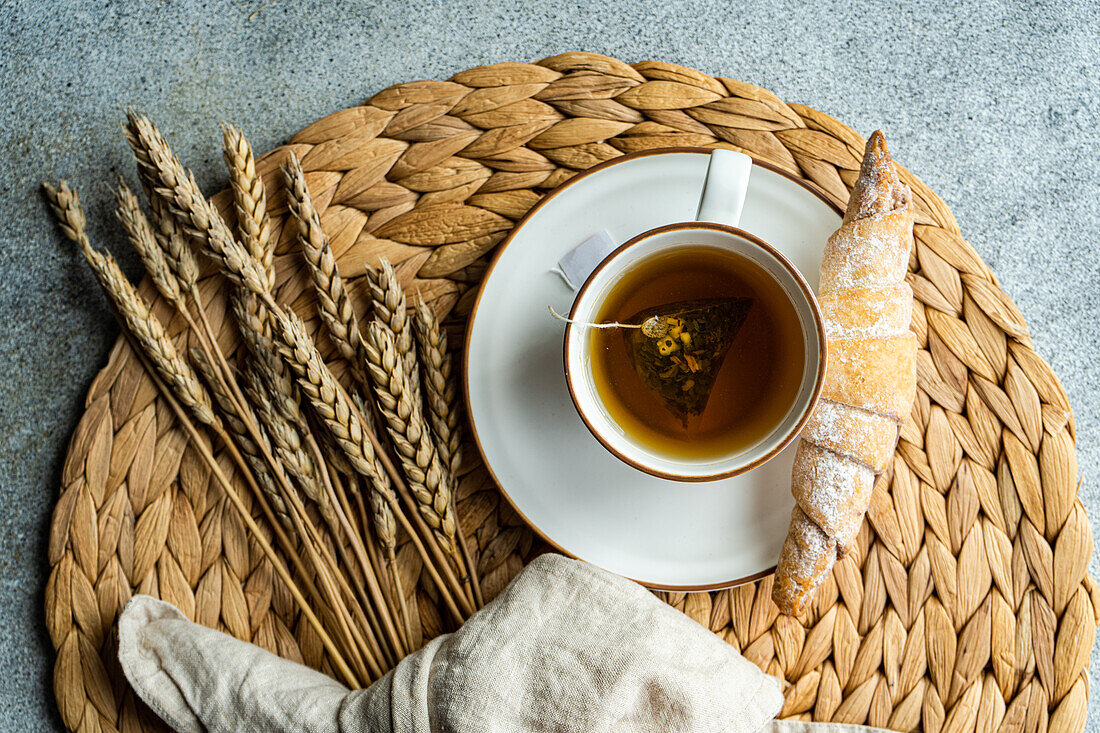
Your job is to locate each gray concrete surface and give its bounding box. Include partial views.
[1,0,1097,728]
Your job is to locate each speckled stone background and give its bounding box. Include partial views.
[2,0,1097,728]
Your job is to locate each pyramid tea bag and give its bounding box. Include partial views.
[622,297,752,423]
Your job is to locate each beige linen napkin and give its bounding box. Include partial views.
[118,553,887,732]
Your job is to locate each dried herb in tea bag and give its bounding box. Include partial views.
[622,297,752,423]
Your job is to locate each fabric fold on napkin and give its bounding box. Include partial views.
[119,554,887,732]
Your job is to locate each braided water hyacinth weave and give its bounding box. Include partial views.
[46,54,1097,732]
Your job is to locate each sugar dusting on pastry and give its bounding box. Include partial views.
[802,399,900,472]
[821,284,912,341]
[792,442,874,542]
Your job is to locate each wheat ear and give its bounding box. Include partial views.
[362,321,457,556]
[412,299,462,476]
[364,261,484,607]
[411,299,481,605]
[222,123,274,286]
[118,178,250,442]
[123,111,269,296]
[191,347,293,532]
[45,181,218,428]
[232,292,305,424]
[241,363,334,524]
[120,131,382,673]
[114,181,185,313]
[223,124,276,347]
[365,256,482,608]
[366,258,420,397]
[122,120,201,294]
[282,153,367,379]
[124,111,271,433]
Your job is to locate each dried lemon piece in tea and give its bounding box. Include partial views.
[622,298,752,424]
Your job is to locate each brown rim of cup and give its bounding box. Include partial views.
[462,146,843,591]
[563,222,827,483]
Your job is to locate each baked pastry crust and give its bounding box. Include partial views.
[773,131,917,616]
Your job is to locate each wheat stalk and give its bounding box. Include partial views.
[245,363,408,663]
[282,153,368,380]
[349,393,397,548]
[362,261,483,607]
[125,116,422,652]
[59,114,490,678]
[222,123,274,287]
[191,347,293,532]
[411,299,482,606]
[273,308,386,484]
[45,181,218,428]
[51,172,394,683]
[124,111,269,296]
[114,182,184,313]
[366,258,420,398]
[272,308,431,638]
[412,299,462,477]
[363,256,481,609]
[212,237,397,662]
[363,321,458,556]
[124,112,275,441]
[122,120,201,295]
[116,177,259,457]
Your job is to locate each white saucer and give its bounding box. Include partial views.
[464,148,842,590]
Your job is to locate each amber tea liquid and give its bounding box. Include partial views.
[589,245,805,460]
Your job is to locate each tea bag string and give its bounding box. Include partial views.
[546,305,641,329]
[547,306,668,337]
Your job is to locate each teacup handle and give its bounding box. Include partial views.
[555,150,752,290]
[695,149,752,228]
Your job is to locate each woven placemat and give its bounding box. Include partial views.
[46,53,1098,732]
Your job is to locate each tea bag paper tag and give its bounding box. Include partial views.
[554,229,617,290]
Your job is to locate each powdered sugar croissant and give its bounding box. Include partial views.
[772,131,916,616]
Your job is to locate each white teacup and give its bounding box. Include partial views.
[563,222,826,481]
